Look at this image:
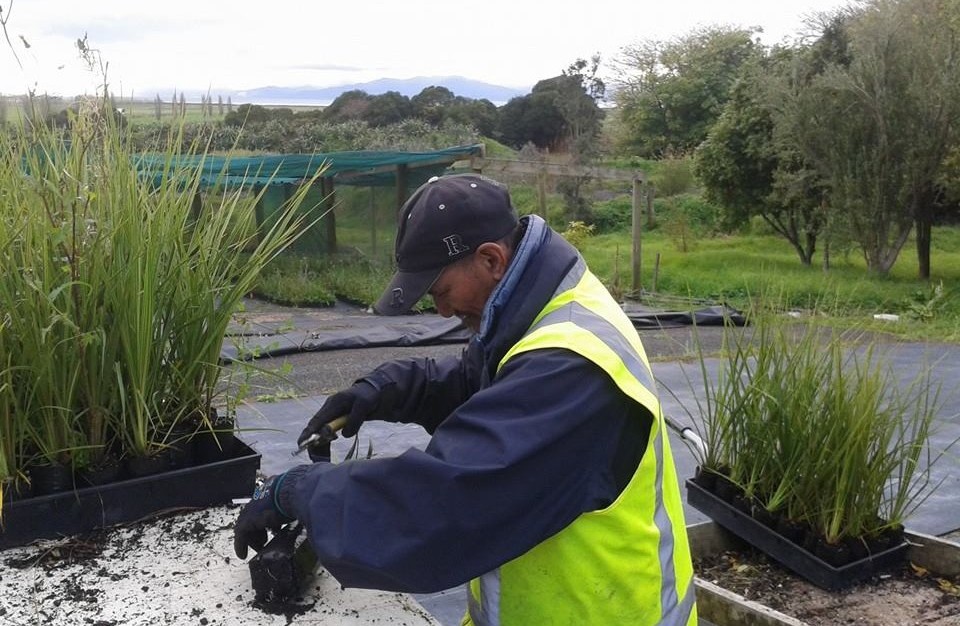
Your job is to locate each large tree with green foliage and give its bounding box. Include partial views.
[446,96,499,137]
[411,86,499,137]
[322,90,373,124]
[614,26,761,157]
[361,91,413,128]
[496,87,567,150]
[411,86,456,126]
[496,58,604,153]
[695,52,826,266]
[780,0,960,276]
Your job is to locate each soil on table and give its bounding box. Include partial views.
[696,547,960,625]
[0,506,438,625]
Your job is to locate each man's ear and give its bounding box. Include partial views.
[474,242,510,280]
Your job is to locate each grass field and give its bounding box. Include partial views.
[579,228,959,337]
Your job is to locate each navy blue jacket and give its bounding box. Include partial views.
[283,216,653,593]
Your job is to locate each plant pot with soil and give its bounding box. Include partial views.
[27,460,75,496]
[79,453,125,486]
[194,409,238,465]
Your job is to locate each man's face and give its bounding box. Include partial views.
[428,252,501,332]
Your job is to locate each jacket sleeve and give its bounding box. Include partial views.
[282,348,652,594]
[360,341,481,433]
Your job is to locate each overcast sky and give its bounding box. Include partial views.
[0,0,852,98]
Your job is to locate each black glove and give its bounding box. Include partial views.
[233,473,294,559]
[298,380,381,452]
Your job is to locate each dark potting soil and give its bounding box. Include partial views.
[696,548,960,626]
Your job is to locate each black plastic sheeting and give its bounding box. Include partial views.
[622,303,747,328]
[220,304,746,362]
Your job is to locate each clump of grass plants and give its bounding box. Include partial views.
[0,101,323,516]
[252,253,404,310]
[672,306,947,555]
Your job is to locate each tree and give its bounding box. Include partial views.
[362,91,413,127]
[446,97,499,137]
[323,89,372,123]
[496,62,603,153]
[783,0,960,276]
[412,86,456,125]
[881,0,960,278]
[496,91,566,150]
[695,52,825,266]
[614,26,761,157]
[559,55,606,159]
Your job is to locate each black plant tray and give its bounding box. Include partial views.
[686,479,908,590]
[0,439,260,550]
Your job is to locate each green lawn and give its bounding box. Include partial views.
[578,227,960,341]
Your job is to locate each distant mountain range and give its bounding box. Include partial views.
[229,76,529,106]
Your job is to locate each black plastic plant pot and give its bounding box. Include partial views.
[125,453,169,478]
[28,462,74,496]
[79,457,124,487]
[0,439,260,550]
[686,479,909,591]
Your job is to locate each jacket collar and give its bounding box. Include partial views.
[475,215,581,371]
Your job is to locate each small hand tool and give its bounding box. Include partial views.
[291,415,349,456]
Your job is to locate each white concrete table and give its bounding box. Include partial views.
[0,506,440,625]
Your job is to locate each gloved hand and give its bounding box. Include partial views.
[297,381,381,459]
[233,473,294,559]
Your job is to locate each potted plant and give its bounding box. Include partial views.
[0,97,322,539]
[673,307,947,589]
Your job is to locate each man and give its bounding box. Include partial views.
[234,174,697,625]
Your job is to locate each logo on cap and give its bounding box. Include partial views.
[443,234,469,257]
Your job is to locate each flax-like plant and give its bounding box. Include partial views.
[677,298,947,547]
[0,98,325,506]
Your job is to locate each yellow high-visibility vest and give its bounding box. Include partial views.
[463,263,697,626]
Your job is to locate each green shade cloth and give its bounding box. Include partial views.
[134,144,484,189]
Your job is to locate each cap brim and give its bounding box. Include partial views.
[373,267,442,316]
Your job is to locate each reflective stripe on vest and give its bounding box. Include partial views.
[464,266,696,626]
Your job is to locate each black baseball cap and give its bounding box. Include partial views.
[374,174,519,315]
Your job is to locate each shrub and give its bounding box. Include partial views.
[592,197,633,233]
[651,156,696,197]
[561,221,596,251]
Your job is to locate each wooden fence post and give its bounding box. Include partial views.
[632,177,643,295]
